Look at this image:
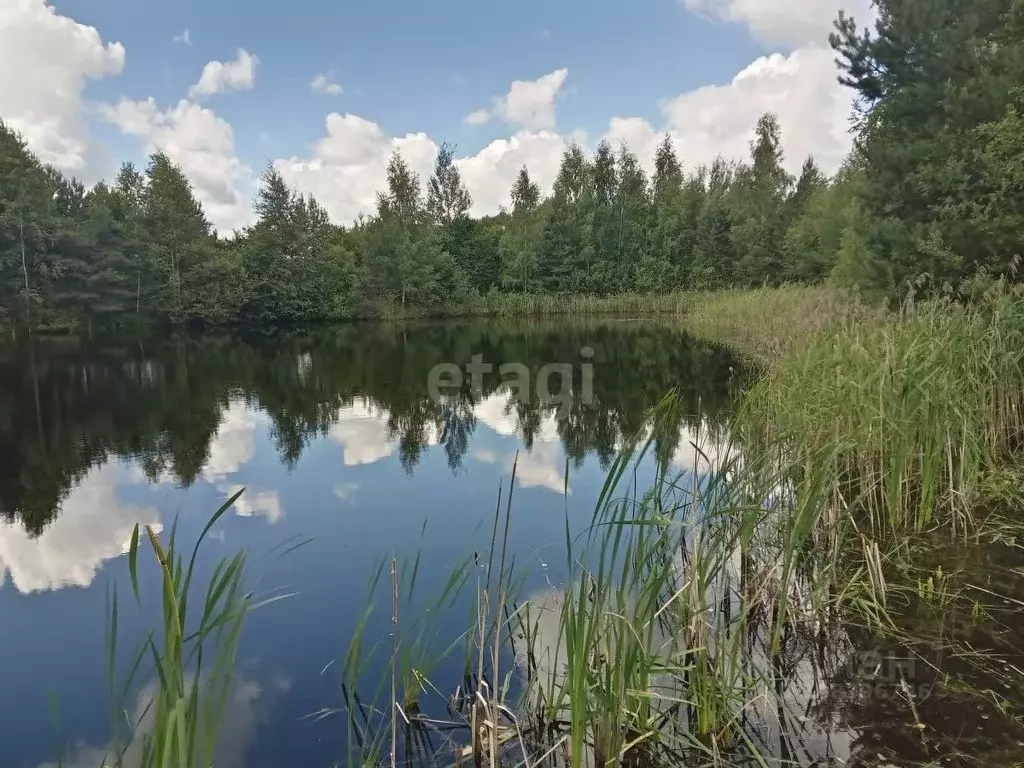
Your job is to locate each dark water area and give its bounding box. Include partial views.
[1,319,1022,767]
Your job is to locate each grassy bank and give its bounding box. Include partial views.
[358,291,693,322]
[95,284,1024,766]
[675,284,878,367]
[359,285,869,369]
[11,285,850,346]
[742,286,1024,538]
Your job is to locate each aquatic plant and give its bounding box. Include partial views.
[98,491,264,768]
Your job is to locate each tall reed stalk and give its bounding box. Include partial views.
[100,490,258,768]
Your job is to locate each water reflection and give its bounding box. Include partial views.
[0,320,740,539]
[0,319,742,767]
[0,463,161,593]
[41,675,282,768]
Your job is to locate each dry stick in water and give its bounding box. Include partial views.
[391,555,399,768]
[473,589,488,768]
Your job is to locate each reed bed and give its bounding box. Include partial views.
[741,284,1024,541]
[679,284,875,367]
[334,397,893,767]
[335,285,1024,766]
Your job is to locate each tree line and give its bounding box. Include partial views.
[1,0,1022,330]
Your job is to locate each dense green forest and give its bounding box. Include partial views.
[1,0,1023,330]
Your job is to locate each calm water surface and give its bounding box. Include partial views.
[2,319,1022,767]
[0,319,741,767]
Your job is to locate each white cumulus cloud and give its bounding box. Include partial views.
[476,442,567,495]
[681,0,874,49]
[456,131,568,216]
[474,392,562,444]
[194,402,283,523]
[0,0,124,180]
[310,72,343,96]
[278,111,571,221]
[101,96,254,233]
[276,113,438,223]
[494,68,569,131]
[189,48,258,99]
[223,485,283,524]
[278,47,850,227]
[464,108,491,127]
[605,47,855,177]
[328,398,398,466]
[202,401,264,481]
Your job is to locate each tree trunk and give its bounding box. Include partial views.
[19,210,30,328]
[28,334,43,444]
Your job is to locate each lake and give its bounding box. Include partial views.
[1,319,1022,767]
[0,319,743,767]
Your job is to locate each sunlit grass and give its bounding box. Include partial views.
[679,284,877,367]
[741,282,1024,540]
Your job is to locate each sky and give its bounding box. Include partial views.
[0,0,874,234]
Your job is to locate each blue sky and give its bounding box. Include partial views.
[3,0,871,230]
[53,0,761,156]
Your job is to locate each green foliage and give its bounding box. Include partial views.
[140,152,214,325]
[743,282,1024,536]
[0,121,59,327]
[426,142,472,226]
[7,0,1024,332]
[830,0,1024,297]
[102,493,257,768]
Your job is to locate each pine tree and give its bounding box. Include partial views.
[542,144,592,292]
[111,162,147,316]
[590,140,619,291]
[613,144,650,290]
[733,113,791,285]
[48,178,137,331]
[648,135,685,286]
[500,168,543,292]
[245,165,299,323]
[141,152,212,323]
[830,0,1024,294]
[692,157,738,287]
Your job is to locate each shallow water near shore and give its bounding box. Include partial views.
[0,319,1021,767]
